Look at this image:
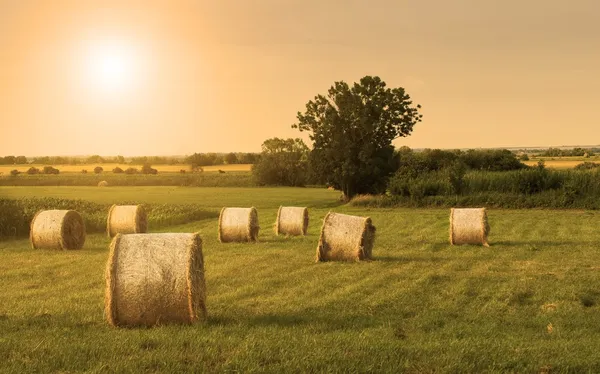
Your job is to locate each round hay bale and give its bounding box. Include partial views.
[105,233,206,327]
[98,181,109,187]
[30,210,86,250]
[316,212,376,262]
[449,208,490,247]
[218,207,259,243]
[106,204,148,237]
[275,206,309,236]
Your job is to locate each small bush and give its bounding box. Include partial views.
[141,164,158,175]
[42,166,59,175]
[10,169,20,176]
[27,167,40,175]
[574,162,600,170]
[113,167,124,174]
[81,169,88,174]
[125,167,138,175]
[94,166,103,174]
[180,169,186,174]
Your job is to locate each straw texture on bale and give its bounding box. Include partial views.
[106,204,148,237]
[275,206,309,236]
[316,212,376,262]
[218,207,259,243]
[105,233,206,327]
[30,210,86,250]
[449,208,490,247]
[98,181,109,187]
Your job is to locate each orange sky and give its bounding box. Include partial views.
[1,0,599,156]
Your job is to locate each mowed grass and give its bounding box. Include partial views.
[2,187,600,372]
[0,163,252,174]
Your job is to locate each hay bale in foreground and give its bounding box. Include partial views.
[106,204,148,237]
[98,181,109,187]
[218,207,259,242]
[30,210,86,250]
[275,206,308,236]
[316,212,376,262]
[449,208,490,247]
[105,233,206,327]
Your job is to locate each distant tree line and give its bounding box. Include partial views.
[0,156,28,165]
[251,139,528,189]
[539,147,597,157]
[0,152,261,166]
[184,152,259,167]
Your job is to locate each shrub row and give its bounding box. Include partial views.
[352,167,600,209]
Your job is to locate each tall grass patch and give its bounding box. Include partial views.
[0,197,217,240]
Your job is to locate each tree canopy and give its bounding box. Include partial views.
[293,76,422,199]
[251,137,309,187]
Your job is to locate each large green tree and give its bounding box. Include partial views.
[293,76,423,199]
[252,138,309,187]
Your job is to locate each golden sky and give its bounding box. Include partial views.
[1,0,599,156]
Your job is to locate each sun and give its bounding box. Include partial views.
[83,41,138,96]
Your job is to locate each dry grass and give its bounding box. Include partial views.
[523,160,600,169]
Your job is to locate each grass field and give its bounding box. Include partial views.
[523,157,600,169]
[0,163,252,175]
[3,186,600,372]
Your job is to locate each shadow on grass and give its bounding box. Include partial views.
[245,313,378,331]
[373,255,446,263]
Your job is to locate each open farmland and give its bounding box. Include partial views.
[2,186,600,372]
[0,163,253,175]
[523,157,600,169]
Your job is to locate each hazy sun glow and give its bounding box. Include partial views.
[83,41,138,96]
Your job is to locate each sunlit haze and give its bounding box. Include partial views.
[1,0,599,156]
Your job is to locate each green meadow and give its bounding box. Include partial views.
[2,186,600,372]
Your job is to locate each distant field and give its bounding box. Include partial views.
[523,158,600,169]
[0,163,252,174]
[3,186,600,371]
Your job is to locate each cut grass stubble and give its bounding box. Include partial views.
[3,187,600,372]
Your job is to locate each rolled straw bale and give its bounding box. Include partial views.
[275,206,309,236]
[106,204,148,237]
[105,233,206,327]
[30,210,86,250]
[449,208,490,247]
[218,207,259,243]
[316,212,376,262]
[98,181,109,187]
